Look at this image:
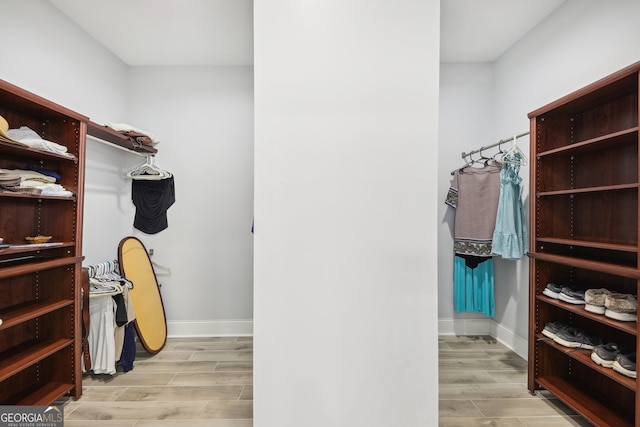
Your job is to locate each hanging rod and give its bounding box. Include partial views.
[461,131,530,160]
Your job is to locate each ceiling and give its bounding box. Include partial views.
[48,0,566,66]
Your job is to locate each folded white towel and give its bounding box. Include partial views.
[6,126,72,157]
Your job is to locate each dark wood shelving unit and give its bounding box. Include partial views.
[0,78,86,404]
[528,61,640,426]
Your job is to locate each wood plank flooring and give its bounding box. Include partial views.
[57,336,253,426]
[55,335,589,426]
[439,335,591,426]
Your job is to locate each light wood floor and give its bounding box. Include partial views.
[439,335,590,426]
[57,336,253,426]
[55,335,588,426]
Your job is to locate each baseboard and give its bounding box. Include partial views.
[490,321,528,360]
[438,317,492,336]
[167,320,253,337]
[439,317,528,361]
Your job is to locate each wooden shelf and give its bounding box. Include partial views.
[0,299,74,330]
[87,120,157,154]
[0,338,73,382]
[529,62,640,426]
[0,78,85,403]
[537,127,638,157]
[537,183,638,197]
[537,295,637,335]
[15,382,75,406]
[0,256,83,280]
[528,252,640,279]
[536,376,633,427]
[536,237,638,253]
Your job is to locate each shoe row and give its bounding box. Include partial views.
[543,283,637,322]
[542,321,637,378]
[592,342,637,379]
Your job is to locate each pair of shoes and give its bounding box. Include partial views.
[558,286,586,304]
[543,282,563,299]
[584,288,612,314]
[613,352,637,379]
[553,326,602,350]
[605,293,637,322]
[591,342,627,368]
[542,321,571,339]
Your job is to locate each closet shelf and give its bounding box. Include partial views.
[536,237,638,253]
[537,295,637,335]
[14,383,74,406]
[537,183,638,197]
[0,338,73,382]
[536,127,638,158]
[0,299,74,330]
[0,140,79,163]
[538,336,637,390]
[0,256,82,280]
[0,191,77,201]
[536,376,633,427]
[87,121,157,154]
[529,252,640,279]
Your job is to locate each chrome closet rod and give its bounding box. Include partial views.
[461,131,530,159]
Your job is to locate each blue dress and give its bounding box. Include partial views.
[492,153,528,260]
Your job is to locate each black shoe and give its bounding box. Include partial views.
[553,326,602,350]
[558,286,586,304]
[543,282,563,299]
[542,321,570,339]
[613,352,636,379]
[591,343,623,368]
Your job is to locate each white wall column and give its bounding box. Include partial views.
[254,1,440,425]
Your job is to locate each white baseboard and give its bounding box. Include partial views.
[439,317,528,361]
[438,317,492,336]
[490,321,528,360]
[167,320,253,337]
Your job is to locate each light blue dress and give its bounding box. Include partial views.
[492,153,528,260]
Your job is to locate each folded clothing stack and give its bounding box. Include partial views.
[6,126,73,158]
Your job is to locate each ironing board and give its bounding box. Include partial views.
[118,236,167,354]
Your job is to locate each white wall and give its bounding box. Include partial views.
[254,0,440,426]
[1,0,255,335]
[437,0,640,357]
[125,66,255,333]
[438,63,494,335]
[492,0,640,352]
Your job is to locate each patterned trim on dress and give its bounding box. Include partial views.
[445,187,458,208]
[454,239,493,257]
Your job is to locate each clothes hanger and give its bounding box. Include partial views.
[479,146,493,166]
[501,134,529,166]
[126,155,172,180]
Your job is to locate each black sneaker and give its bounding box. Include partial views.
[613,352,636,379]
[591,343,623,368]
[558,286,586,304]
[553,326,602,350]
[542,282,563,299]
[542,321,570,339]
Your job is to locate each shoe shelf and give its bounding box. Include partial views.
[529,62,640,426]
[537,295,637,335]
[537,376,633,427]
[537,335,636,390]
